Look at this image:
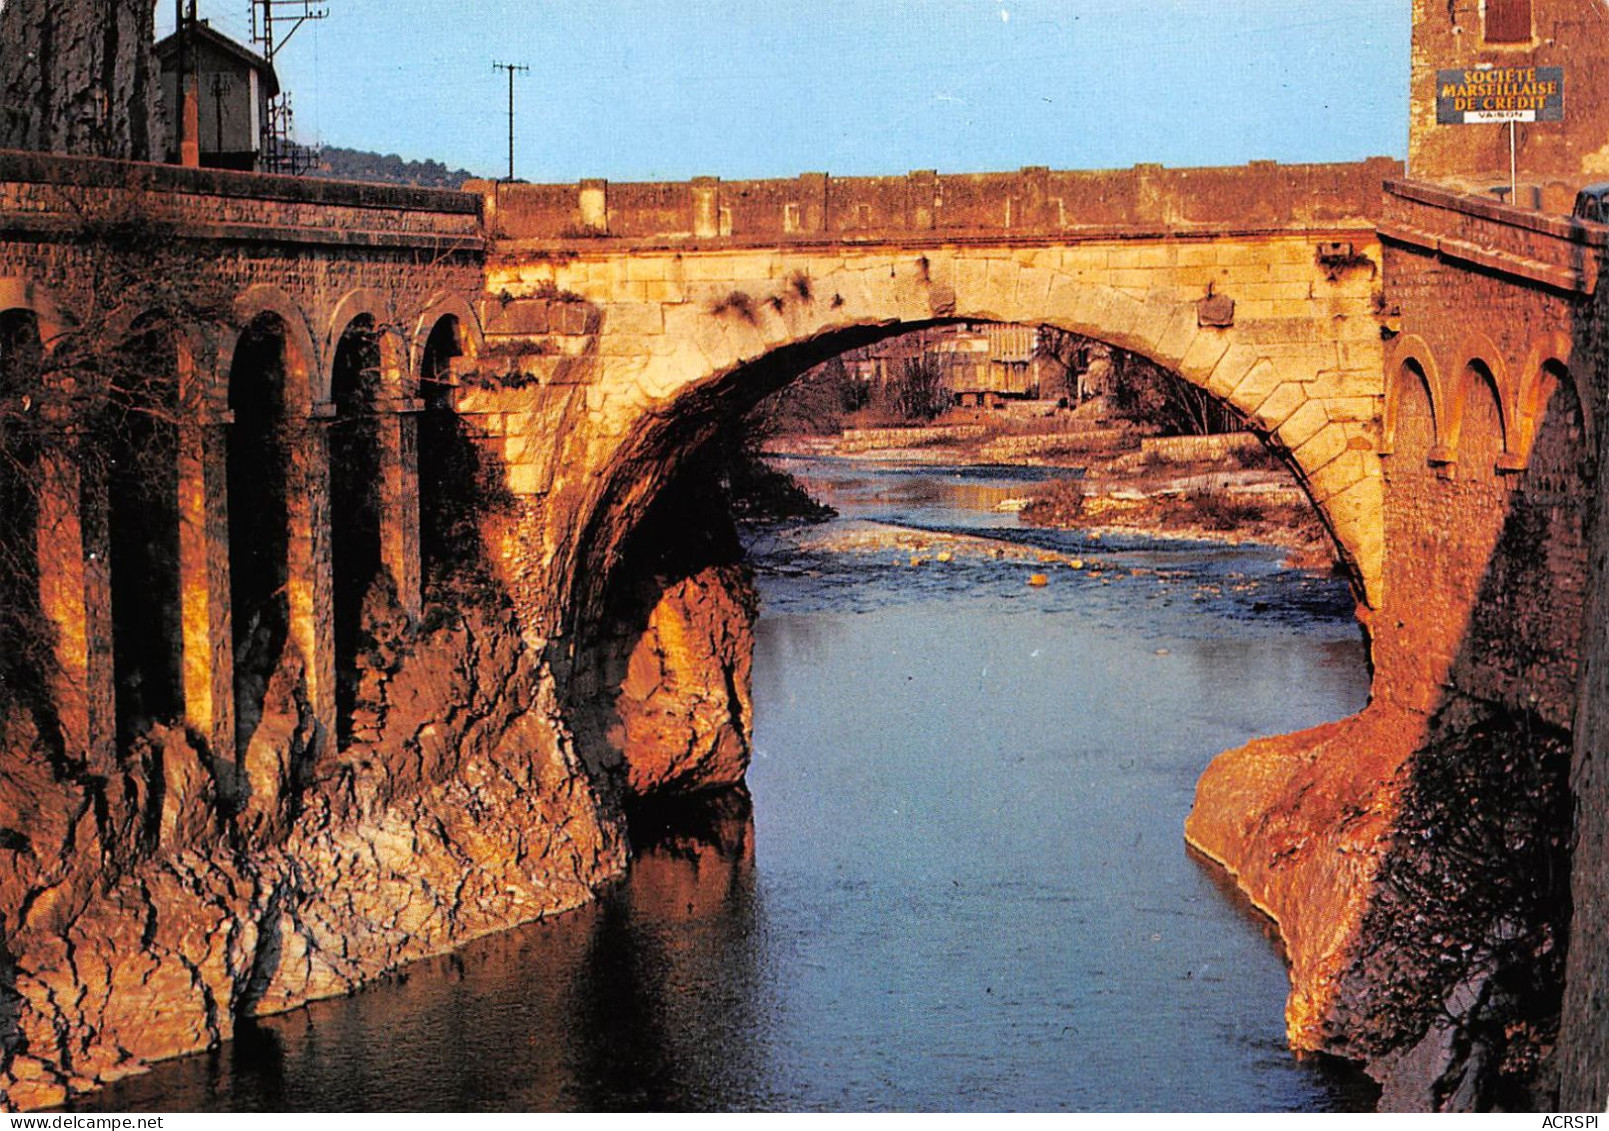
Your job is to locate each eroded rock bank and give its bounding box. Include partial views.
[1188,701,1573,1110]
[0,455,761,1111]
[566,456,759,803]
[0,591,625,1110]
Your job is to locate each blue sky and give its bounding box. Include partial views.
[159,1,1411,182]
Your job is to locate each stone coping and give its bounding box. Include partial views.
[482,157,1403,245]
[0,148,481,215]
[1381,177,1605,295]
[1384,177,1609,247]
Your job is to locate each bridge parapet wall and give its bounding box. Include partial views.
[478,157,1401,246]
[0,149,483,250]
[1380,177,1605,297]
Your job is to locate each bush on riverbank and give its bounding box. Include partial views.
[1020,474,1337,569]
[723,450,836,526]
[1020,478,1086,525]
[1157,488,1276,532]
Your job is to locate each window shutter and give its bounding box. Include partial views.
[1485,0,1532,43]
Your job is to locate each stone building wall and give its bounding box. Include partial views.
[1408,0,1609,208]
[1559,230,1609,1111]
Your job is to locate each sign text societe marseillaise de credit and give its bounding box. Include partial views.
[1436,66,1564,124]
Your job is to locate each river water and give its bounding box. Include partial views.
[81,457,1377,1112]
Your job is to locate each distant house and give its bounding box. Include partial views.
[833,323,1052,409]
[156,22,279,171]
[944,324,1043,406]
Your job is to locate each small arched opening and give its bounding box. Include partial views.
[1458,358,1507,472]
[328,314,386,746]
[104,319,184,746]
[417,314,474,587]
[227,312,294,755]
[1391,356,1439,465]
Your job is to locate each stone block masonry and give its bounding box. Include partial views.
[9,147,1607,1112]
[1190,178,1606,1110]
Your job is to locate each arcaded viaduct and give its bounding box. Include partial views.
[0,129,1607,1109]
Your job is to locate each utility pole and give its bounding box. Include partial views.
[251,0,329,174]
[492,61,530,182]
[176,0,200,166]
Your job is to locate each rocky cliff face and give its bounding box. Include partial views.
[610,564,757,799]
[0,591,627,1110]
[1185,705,1420,1056]
[565,457,759,804]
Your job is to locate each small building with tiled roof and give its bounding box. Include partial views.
[156,21,279,171]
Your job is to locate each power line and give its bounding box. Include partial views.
[492,61,530,182]
[250,0,328,62]
[250,1,329,174]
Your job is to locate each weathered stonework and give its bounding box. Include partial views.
[1407,0,1609,209]
[0,0,163,163]
[0,152,1411,1106]
[475,162,1400,632]
[6,141,1608,1113]
[1191,179,1605,1109]
[0,596,624,1109]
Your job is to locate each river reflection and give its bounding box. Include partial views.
[79,457,1379,1112]
[81,794,768,1112]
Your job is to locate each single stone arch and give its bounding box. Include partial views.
[0,277,73,352]
[1514,332,1585,469]
[576,253,1383,610]
[224,285,319,415]
[410,292,484,380]
[325,288,406,402]
[1382,335,1444,459]
[1443,333,1511,469]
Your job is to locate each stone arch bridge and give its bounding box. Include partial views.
[477,159,1402,631]
[3,149,1603,1109]
[0,152,1413,790]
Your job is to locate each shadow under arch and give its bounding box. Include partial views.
[559,311,1369,644]
[0,307,52,731]
[554,315,1371,809]
[328,313,387,747]
[104,314,186,750]
[226,310,296,761]
[410,291,484,387]
[558,321,922,637]
[1336,334,1596,1110]
[1515,333,1586,469]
